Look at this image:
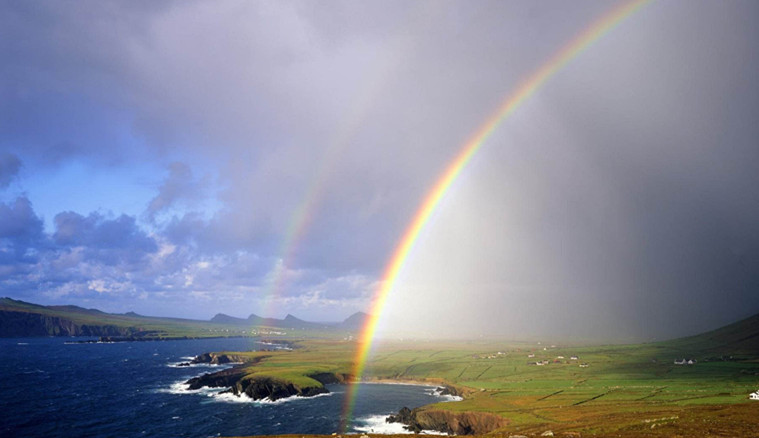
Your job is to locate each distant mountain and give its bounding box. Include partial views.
[0,296,370,338]
[341,311,370,330]
[247,313,282,327]
[211,313,248,325]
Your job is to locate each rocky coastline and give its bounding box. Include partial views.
[184,351,351,401]
[386,402,508,435]
[184,350,496,434]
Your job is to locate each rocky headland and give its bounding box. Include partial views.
[387,404,507,435]
[184,351,351,401]
[0,310,137,337]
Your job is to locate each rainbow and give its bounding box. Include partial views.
[258,6,429,316]
[339,0,651,431]
[260,55,403,317]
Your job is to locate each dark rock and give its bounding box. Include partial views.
[231,376,328,401]
[186,367,246,390]
[437,385,462,397]
[387,406,414,424]
[191,353,234,365]
[386,406,507,435]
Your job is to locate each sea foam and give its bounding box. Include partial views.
[352,415,443,435]
[212,390,335,404]
[352,415,414,434]
[425,387,463,402]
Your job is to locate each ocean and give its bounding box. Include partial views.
[1,337,454,437]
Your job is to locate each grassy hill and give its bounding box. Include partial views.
[662,312,759,355]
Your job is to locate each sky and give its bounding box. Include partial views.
[1,0,758,341]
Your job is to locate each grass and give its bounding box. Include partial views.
[208,333,759,436]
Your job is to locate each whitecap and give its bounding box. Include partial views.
[155,379,227,396]
[352,415,414,434]
[211,390,335,404]
[166,361,241,368]
[351,415,445,435]
[426,387,463,402]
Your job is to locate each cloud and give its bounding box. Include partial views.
[146,162,208,222]
[54,211,156,251]
[0,197,45,258]
[0,153,21,188]
[0,0,758,338]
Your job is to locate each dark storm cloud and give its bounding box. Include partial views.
[383,0,759,341]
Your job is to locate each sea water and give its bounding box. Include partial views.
[0,337,451,437]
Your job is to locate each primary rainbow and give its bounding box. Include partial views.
[339,0,651,431]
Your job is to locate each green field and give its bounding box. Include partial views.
[210,314,759,436]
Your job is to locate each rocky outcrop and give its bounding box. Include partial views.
[436,385,465,398]
[228,376,329,401]
[191,352,251,364]
[186,367,247,390]
[388,406,508,435]
[184,361,349,402]
[0,310,136,337]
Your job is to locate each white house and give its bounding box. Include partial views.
[750,391,759,400]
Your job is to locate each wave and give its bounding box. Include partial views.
[166,361,242,368]
[256,341,293,351]
[425,387,463,402]
[155,380,227,396]
[352,415,443,435]
[352,415,415,434]
[212,390,335,405]
[159,378,335,405]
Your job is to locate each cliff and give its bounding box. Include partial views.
[0,310,136,337]
[191,352,255,365]
[226,375,329,401]
[388,405,508,435]
[185,355,350,402]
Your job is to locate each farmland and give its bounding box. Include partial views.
[201,313,759,436]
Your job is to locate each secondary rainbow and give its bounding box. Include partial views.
[258,10,426,317]
[340,0,651,431]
